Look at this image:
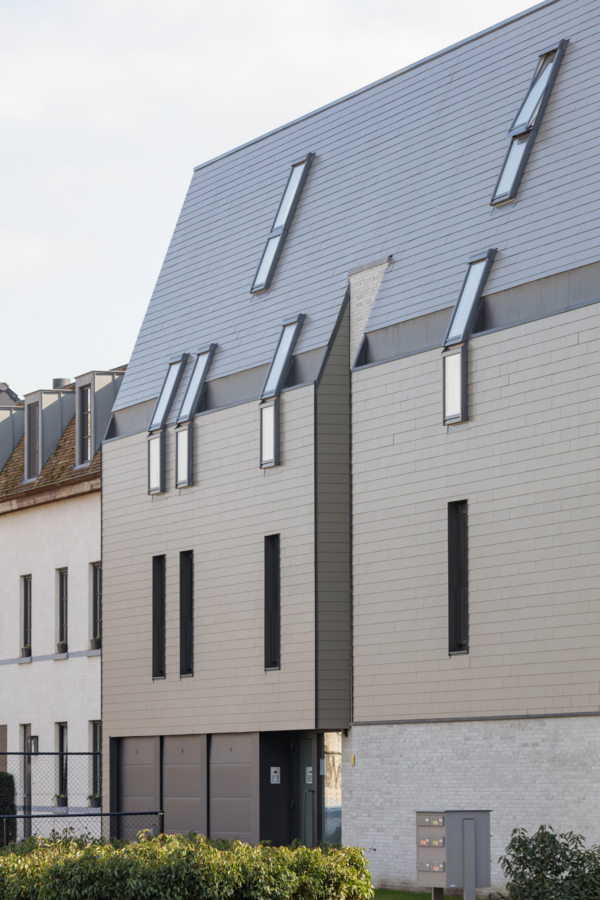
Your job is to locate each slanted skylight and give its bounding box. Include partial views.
[251,155,314,293]
[491,40,568,206]
[148,354,188,433]
[444,251,496,347]
[177,344,217,424]
[261,315,306,398]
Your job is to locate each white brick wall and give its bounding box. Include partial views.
[343,716,600,894]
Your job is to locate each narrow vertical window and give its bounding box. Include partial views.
[148,432,165,494]
[79,386,91,464]
[58,723,68,800]
[92,721,102,800]
[179,551,194,676]
[251,156,314,293]
[92,564,102,640]
[448,501,468,654]
[260,399,279,468]
[27,402,39,479]
[152,555,166,678]
[175,426,192,488]
[264,535,280,669]
[58,569,68,652]
[23,576,32,651]
[442,346,467,424]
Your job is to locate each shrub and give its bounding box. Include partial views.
[0,773,16,846]
[491,825,600,900]
[0,832,374,900]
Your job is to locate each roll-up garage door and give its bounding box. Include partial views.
[118,737,158,812]
[209,733,259,843]
[163,735,207,835]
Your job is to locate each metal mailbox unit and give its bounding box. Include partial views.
[416,810,491,900]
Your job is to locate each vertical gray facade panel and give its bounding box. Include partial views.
[315,301,351,730]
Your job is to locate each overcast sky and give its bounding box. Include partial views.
[2,0,537,397]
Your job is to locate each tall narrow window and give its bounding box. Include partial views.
[23,576,32,650]
[152,555,166,678]
[58,723,68,799]
[179,551,194,676]
[262,316,306,399]
[148,355,188,433]
[448,501,468,654]
[79,386,91,464]
[491,40,568,205]
[92,564,102,640]
[264,535,281,669]
[27,402,39,479]
[58,569,68,651]
[260,398,280,468]
[92,721,102,799]
[251,156,314,293]
[148,431,165,494]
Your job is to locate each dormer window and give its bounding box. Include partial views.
[491,40,568,206]
[174,345,216,489]
[250,156,314,293]
[79,386,91,464]
[148,354,188,495]
[26,402,39,480]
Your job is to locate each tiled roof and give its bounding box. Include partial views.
[0,416,101,501]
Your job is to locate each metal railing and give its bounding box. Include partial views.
[1,811,164,845]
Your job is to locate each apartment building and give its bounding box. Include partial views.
[0,370,122,812]
[101,0,600,890]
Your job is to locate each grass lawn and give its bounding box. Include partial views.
[374,890,436,900]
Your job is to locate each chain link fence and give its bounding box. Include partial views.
[0,753,162,845]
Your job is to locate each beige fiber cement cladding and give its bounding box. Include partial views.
[101,386,316,745]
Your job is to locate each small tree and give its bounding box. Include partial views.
[0,772,17,845]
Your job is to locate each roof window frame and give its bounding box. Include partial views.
[443,249,497,348]
[250,154,315,294]
[148,353,189,434]
[490,39,568,206]
[261,314,306,400]
[176,344,217,425]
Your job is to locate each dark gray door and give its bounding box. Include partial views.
[163,735,207,835]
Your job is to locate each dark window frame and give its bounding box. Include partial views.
[260,397,280,468]
[92,721,102,798]
[442,344,468,425]
[264,534,281,670]
[58,569,68,648]
[448,500,468,654]
[175,423,194,488]
[250,155,314,293]
[261,315,306,399]
[148,430,166,495]
[490,40,568,206]
[58,722,68,797]
[179,550,194,677]
[92,563,102,640]
[148,354,189,433]
[152,555,166,678]
[26,401,40,481]
[177,344,217,424]
[23,575,32,649]
[78,385,92,466]
[443,250,497,348]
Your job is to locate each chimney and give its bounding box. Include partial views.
[53,378,71,389]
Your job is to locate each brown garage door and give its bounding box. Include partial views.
[163,735,207,835]
[209,733,259,843]
[118,737,158,812]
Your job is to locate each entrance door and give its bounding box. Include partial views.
[23,726,31,838]
[298,738,314,846]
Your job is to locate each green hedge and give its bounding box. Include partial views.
[0,832,374,900]
[491,825,600,900]
[0,773,16,846]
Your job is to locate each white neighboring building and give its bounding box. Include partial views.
[0,370,122,815]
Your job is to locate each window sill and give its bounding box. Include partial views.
[265,666,280,671]
[152,675,166,681]
[53,652,68,660]
[180,673,194,679]
[18,657,32,665]
[87,649,101,657]
[449,650,468,657]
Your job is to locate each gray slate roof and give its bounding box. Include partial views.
[115,0,600,417]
